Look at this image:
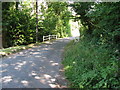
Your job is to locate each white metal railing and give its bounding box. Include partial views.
[43,35,57,42]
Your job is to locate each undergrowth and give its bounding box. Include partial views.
[62,37,119,88]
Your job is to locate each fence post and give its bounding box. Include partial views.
[43,36,44,42]
[49,35,50,40]
[56,35,57,39]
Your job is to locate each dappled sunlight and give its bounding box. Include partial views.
[21,80,29,86]
[34,55,42,58]
[39,79,46,84]
[8,56,13,59]
[44,74,52,79]
[31,52,40,55]
[1,38,71,88]
[44,47,53,50]
[29,71,37,76]
[0,69,7,73]
[50,60,54,63]
[19,52,24,55]
[51,63,59,66]
[2,76,13,83]
[49,84,58,88]
[34,76,41,80]
[0,64,7,68]
[14,61,27,71]
[49,60,59,66]
[51,78,56,82]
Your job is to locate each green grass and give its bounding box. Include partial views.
[0,42,41,57]
[62,38,119,88]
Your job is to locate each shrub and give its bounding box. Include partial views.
[62,38,119,88]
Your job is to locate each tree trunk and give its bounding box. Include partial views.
[16,2,19,10]
[36,0,38,43]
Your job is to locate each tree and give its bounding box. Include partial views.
[70,2,94,34]
[16,2,19,10]
[42,2,71,37]
[2,1,71,47]
[36,0,38,43]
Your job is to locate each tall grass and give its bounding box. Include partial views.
[62,37,119,88]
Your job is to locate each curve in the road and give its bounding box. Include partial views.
[1,37,73,88]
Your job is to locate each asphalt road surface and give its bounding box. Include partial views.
[1,37,73,88]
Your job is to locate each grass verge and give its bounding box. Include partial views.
[0,39,59,57]
[0,42,41,57]
[62,38,119,88]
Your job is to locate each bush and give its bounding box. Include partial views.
[62,38,119,88]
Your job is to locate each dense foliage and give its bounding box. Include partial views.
[71,2,120,50]
[6,9,36,45]
[42,2,71,38]
[2,2,36,47]
[63,2,120,88]
[63,38,119,88]
[2,1,71,48]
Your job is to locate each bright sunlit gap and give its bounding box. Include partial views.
[69,20,80,37]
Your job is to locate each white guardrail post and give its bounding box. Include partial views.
[43,36,44,42]
[56,35,57,39]
[49,35,50,40]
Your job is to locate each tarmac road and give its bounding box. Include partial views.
[1,37,73,88]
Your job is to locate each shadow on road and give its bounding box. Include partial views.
[1,37,73,88]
